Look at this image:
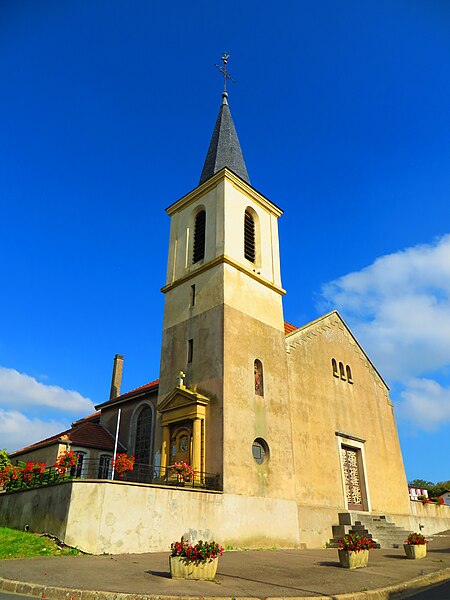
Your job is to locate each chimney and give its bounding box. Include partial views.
[109,354,124,400]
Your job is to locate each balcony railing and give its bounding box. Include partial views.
[1,459,221,493]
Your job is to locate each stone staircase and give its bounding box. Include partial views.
[327,512,411,549]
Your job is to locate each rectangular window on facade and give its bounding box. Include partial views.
[190,284,196,307]
[187,339,193,363]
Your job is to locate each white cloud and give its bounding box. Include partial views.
[0,409,69,454]
[398,379,450,431]
[0,367,95,414]
[320,234,450,430]
[321,234,450,381]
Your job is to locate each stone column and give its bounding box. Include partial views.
[160,425,171,478]
[192,418,201,477]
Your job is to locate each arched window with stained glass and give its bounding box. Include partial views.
[134,405,153,465]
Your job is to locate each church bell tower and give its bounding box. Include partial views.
[157,61,296,498]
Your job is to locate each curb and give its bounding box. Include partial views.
[0,568,449,600]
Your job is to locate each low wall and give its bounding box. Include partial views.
[0,480,300,554]
[296,503,340,548]
[2,484,449,554]
[0,484,71,540]
[392,501,450,537]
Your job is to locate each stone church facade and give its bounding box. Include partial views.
[4,88,449,554]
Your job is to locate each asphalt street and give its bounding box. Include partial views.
[405,579,450,599]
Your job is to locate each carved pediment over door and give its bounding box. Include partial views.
[158,386,209,426]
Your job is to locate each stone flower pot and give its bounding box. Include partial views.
[404,544,427,559]
[169,555,219,580]
[338,549,369,569]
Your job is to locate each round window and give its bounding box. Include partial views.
[252,438,269,465]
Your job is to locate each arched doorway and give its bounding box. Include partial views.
[170,425,192,465]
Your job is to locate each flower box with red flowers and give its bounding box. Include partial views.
[169,536,224,580]
[337,534,375,569]
[404,532,427,559]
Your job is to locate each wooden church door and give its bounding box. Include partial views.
[341,446,365,510]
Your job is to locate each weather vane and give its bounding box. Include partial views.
[215,52,236,93]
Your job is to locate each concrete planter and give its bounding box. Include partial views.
[169,555,219,580]
[338,549,369,569]
[404,544,427,559]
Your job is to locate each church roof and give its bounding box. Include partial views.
[199,92,250,185]
[95,379,159,410]
[284,321,298,335]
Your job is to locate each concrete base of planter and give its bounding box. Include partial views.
[169,555,219,580]
[338,549,369,569]
[404,544,427,559]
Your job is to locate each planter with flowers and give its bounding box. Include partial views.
[55,450,78,478]
[170,536,224,580]
[0,464,20,491]
[338,533,376,569]
[112,453,135,478]
[21,461,46,485]
[171,461,196,484]
[404,532,427,559]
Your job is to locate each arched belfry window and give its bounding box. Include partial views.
[254,359,264,396]
[134,405,153,464]
[193,210,206,263]
[244,210,256,263]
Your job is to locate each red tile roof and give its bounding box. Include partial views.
[71,411,101,427]
[284,321,298,335]
[97,379,160,408]
[10,419,121,457]
[67,421,118,451]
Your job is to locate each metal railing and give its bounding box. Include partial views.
[1,459,221,493]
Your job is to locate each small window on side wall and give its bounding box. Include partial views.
[332,358,338,378]
[187,339,193,363]
[346,365,353,384]
[339,362,346,380]
[254,359,264,396]
[193,210,206,263]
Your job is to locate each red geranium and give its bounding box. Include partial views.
[338,534,375,552]
[112,453,135,477]
[170,536,224,560]
[55,450,78,477]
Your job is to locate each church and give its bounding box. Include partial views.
[4,64,450,553]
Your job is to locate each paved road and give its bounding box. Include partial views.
[406,579,450,599]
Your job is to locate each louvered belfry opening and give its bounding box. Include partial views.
[244,210,256,263]
[193,210,206,263]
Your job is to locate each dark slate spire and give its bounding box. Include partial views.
[199,92,250,185]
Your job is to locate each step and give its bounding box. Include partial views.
[330,512,412,549]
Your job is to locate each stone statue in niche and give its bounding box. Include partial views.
[254,360,264,396]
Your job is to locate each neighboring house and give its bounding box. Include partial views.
[9,412,124,479]
[439,491,450,506]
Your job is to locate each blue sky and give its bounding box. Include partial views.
[1,1,449,483]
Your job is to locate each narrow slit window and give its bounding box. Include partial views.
[190,284,196,307]
[244,210,256,263]
[254,359,264,396]
[193,210,206,263]
[346,365,353,384]
[187,339,193,363]
[339,362,346,380]
[332,358,338,378]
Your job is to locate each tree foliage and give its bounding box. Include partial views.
[409,479,450,498]
[0,450,10,469]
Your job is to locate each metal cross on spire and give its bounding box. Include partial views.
[215,52,236,93]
